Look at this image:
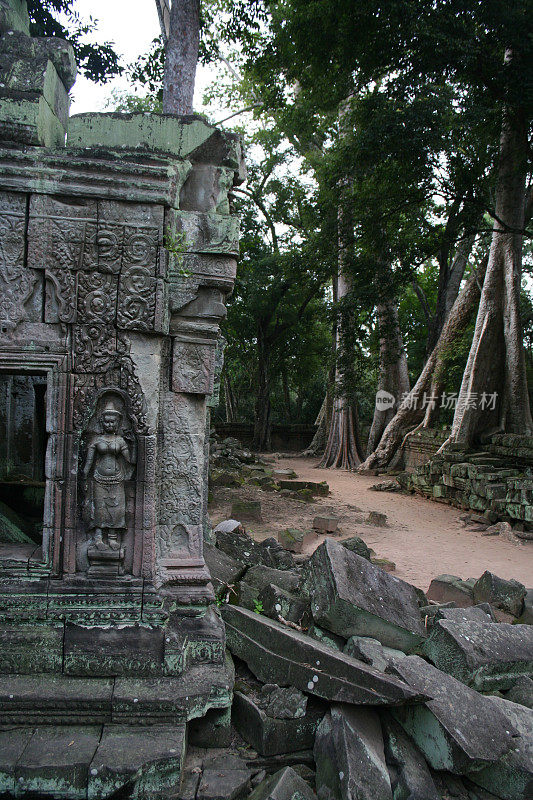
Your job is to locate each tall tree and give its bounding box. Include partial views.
[161,0,200,113]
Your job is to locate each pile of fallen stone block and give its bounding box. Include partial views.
[188,525,533,800]
[209,432,329,501]
[398,434,533,534]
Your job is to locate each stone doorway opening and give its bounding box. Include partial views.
[0,372,47,548]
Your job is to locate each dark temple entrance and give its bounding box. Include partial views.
[0,372,47,546]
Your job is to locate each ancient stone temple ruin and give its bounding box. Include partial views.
[0,1,244,795]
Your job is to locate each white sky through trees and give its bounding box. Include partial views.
[69,0,214,115]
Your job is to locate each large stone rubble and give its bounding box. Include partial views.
[186,528,533,800]
[399,434,533,533]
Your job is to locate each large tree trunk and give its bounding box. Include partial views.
[366,298,410,455]
[360,258,488,470]
[450,91,532,444]
[253,334,272,451]
[223,370,237,423]
[162,0,200,114]
[319,271,363,470]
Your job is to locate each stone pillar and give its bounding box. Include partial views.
[0,1,244,735]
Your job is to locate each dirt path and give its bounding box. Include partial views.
[209,456,533,593]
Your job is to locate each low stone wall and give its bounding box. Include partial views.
[399,433,533,530]
[214,423,317,452]
[401,428,450,471]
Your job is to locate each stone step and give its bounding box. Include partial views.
[0,723,186,799]
[0,667,231,726]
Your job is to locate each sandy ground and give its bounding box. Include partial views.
[210,456,533,593]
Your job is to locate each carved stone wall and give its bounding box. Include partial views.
[0,13,244,602]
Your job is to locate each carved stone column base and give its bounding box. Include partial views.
[87,546,124,577]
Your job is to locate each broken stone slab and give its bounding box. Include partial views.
[423,619,533,691]
[473,571,527,617]
[215,528,272,568]
[204,541,246,599]
[87,724,186,800]
[434,603,495,625]
[343,636,405,673]
[0,727,35,796]
[340,535,371,560]
[259,684,308,719]
[388,655,517,774]
[247,766,317,800]
[221,605,423,706]
[468,696,533,800]
[307,624,345,652]
[366,511,389,527]
[273,469,298,479]
[14,725,101,799]
[238,564,300,610]
[213,519,244,534]
[230,499,263,523]
[505,676,533,709]
[278,480,329,496]
[258,583,311,626]
[301,540,426,651]
[198,753,253,800]
[312,516,339,534]
[426,574,475,607]
[279,528,316,553]
[516,588,533,625]
[260,537,296,570]
[382,713,440,800]
[314,704,393,800]
[233,690,325,756]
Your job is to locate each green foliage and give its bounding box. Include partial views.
[27,0,121,83]
[253,599,264,614]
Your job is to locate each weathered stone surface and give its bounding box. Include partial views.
[0,623,64,673]
[314,704,392,800]
[215,528,294,570]
[301,540,426,651]
[247,766,317,800]
[259,684,308,718]
[238,564,300,611]
[388,655,517,774]
[279,528,316,553]
[313,516,339,534]
[473,571,526,617]
[15,725,101,798]
[307,624,345,651]
[258,583,311,626]
[88,724,186,799]
[469,696,533,800]
[0,673,114,725]
[423,619,533,690]
[0,726,33,795]
[434,604,495,625]
[222,605,423,706]
[505,676,533,709]
[340,535,371,560]
[63,623,164,676]
[517,588,533,625]
[213,519,243,534]
[233,690,325,756]
[198,753,253,800]
[204,540,246,598]
[426,574,475,607]
[343,636,405,673]
[382,714,440,800]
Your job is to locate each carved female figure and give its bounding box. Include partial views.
[83,398,136,552]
